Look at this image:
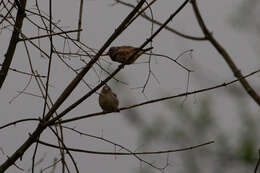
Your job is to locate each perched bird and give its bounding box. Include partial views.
[99,85,119,112]
[108,46,153,64]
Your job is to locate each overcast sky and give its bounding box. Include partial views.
[0,0,260,172]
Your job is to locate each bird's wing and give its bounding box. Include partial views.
[116,46,137,55]
[111,92,117,98]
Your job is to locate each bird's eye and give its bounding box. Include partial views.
[109,47,117,53]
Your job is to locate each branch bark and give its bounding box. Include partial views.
[0,0,27,88]
[190,0,260,106]
[0,0,147,171]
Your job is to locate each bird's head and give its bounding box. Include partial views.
[101,85,111,94]
[108,47,119,60]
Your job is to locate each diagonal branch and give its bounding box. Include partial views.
[114,0,206,41]
[0,0,27,88]
[46,0,190,128]
[190,0,260,106]
[49,68,260,126]
[0,0,147,172]
[1,67,259,130]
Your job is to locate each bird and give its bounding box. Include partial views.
[99,85,119,112]
[107,46,153,64]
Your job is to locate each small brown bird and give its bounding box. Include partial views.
[108,46,153,64]
[99,85,119,112]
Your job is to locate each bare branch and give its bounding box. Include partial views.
[37,139,214,155]
[77,0,84,41]
[49,68,260,126]
[19,29,82,41]
[0,0,27,88]
[190,0,260,106]
[114,0,206,41]
[0,1,148,171]
[255,150,260,173]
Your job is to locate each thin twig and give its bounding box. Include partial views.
[37,139,214,155]
[145,50,193,72]
[0,64,46,77]
[19,29,82,41]
[114,0,206,41]
[1,68,259,130]
[49,68,260,126]
[0,1,148,171]
[0,118,39,130]
[8,75,33,104]
[36,73,67,173]
[41,157,61,172]
[47,0,190,130]
[62,125,162,171]
[190,0,260,106]
[0,0,27,88]
[0,1,15,25]
[254,150,260,173]
[48,126,79,173]
[77,0,84,41]
[25,8,129,86]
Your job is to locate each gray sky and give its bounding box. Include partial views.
[0,0,260,172]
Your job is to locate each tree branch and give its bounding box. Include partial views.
[190,0,260,106]
[49,68,260,126]
[0,1,147,171]
[114,0,206,41]
[0,0,27,88]
[37,139,214,155]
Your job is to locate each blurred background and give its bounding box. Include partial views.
[0,0,260,172]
